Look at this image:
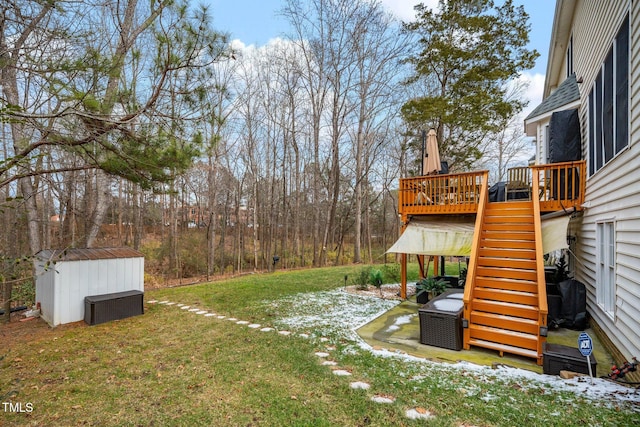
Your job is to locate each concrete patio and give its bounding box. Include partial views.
[356,298,614,378]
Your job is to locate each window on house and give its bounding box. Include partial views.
[589,15,629,176]
[596,221,616,317]
[566,34,574,77]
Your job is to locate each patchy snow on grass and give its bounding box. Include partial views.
[267,288,399,341]
[266,287,640,411]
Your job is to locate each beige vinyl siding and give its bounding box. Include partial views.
[566,0,640,360]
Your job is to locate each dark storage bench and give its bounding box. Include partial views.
[84,290,144,325]
[418,290,464,350]
[543,343,597,376]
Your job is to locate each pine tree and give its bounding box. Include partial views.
[401,0,539,171]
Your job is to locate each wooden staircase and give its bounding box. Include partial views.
[463,199,548,364]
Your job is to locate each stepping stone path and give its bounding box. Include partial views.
[405,408,434,420]
[350,381,370,390]
[371,395,394,404]
[147,298,438,422]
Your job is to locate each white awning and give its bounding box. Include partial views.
[541,212,572,254]
[387,212,572,256]
[386,217,475,256]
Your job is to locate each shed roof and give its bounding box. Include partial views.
[36,247,144,262]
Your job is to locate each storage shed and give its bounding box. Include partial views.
[35,248,144,326]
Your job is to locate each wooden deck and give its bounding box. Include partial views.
[398,161,586,220]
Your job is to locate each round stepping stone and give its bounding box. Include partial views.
[158,300,169,304]
[165,302,176,306]
[188,308,199,312]
[147,300,157,304]
[298,333,310,339]
[278,330,291,336]
[315,352,330,358]
[217,315,226,319]
[180,306,190,310]
[204,313,216,317]
[176,303,184,307]
[350,381,371,390]
[248,324,261,329]
[236,320,249,325]
[371,395,394,404]
[227,317,237,321]
[320,337,329,342]
[332,369,352,376]
[405,408,433,420]
[325,346,336,351]
[260,327,274,332]
[196,311,207,315]
[322,361,338,366]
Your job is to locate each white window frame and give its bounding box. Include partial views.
[596,220,616,318]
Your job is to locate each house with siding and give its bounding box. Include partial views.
[525,0,640,365]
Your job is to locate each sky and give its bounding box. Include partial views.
[205,0,556,118]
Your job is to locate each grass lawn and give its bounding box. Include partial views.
[2,265,638,426]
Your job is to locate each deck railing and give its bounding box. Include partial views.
[398,161,586,217]
[531,160,586,212]
[398,170,488,216]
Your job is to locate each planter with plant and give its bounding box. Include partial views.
[415,276,448,304]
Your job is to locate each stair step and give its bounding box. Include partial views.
[484,215,534,224]
[478,247,536,260]
[482,230,535,241]
[467,338,540,360]
[486,200,532,210]
[483,222,534,232]
[474,287,539,306]
[476,266,537,281]
[470,311,540,335]
[480,239,536,250]
[472,298,539,320]
[475,276,539,293]
[468,324,539,351]
[477,256,537,270]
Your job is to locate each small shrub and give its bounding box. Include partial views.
[352,266,372,290]
[381,263,401,283]
[369,269,384,297]
[369,269,383,287]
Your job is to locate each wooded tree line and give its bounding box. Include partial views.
[1,0,537,284]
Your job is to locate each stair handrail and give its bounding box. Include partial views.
[531,169,548,363]
[463,170,489,350]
